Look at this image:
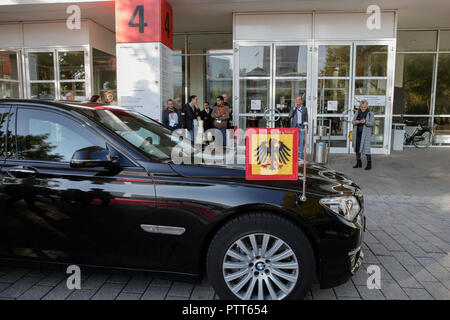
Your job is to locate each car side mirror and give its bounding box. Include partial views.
[70,146,117,169]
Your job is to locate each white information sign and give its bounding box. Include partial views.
[354,95,386,107]
[116,42,173,122]
[327,100,338,111]
[251,100,262,110]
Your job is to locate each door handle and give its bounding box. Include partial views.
[7,166,38,178]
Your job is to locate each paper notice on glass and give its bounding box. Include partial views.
[354,95,386,107]
[327,100,338,111]
[251,100,262,110]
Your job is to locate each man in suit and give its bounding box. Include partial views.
[200,101,213,132]
[182,95,200,141]
[162,99,181,130]
[289,96,308,160]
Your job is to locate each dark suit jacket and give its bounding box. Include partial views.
[182,103,199,130]
[200,108,213,131]
[289,105,308,128]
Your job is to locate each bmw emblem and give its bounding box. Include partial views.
[256,262,265,271]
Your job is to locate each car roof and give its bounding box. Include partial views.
[0,99,129,112]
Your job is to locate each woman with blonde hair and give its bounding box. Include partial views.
[104,90,116,105]
[352,100,374,170]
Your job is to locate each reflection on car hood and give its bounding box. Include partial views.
[169,162,359,197]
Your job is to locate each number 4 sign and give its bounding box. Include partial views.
[128,5,148,33]
[115,0,173,49]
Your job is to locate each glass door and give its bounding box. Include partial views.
[236,43,272,130]
[25,49,57,99]
[313,43,353,153]
[353,42,392,154]
[25,47,90,101]
[235,43,311,129]
[0,50,23,98]
[273,44,310,129]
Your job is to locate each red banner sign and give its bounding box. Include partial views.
[115,0,173,49]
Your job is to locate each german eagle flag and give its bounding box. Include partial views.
[246,128,299,180]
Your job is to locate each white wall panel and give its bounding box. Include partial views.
[88,20,115,56]
[314,12,396,40]
[117,42,173,122]
[23,21,89,47]
[235,13,312,41]
[0,24,22,48]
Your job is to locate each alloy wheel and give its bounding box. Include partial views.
[222,233,299,300]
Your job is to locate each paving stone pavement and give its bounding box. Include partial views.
[0,148,449,300]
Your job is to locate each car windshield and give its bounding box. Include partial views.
[76,106,193,160]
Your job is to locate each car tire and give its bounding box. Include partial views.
[206,212,315,300]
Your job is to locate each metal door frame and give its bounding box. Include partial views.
[24,46,91,100]
[234,41,273,129]
[0,49,24,99]
[234,41,314,152]
[312,40,354,154]
[351,40,396,155]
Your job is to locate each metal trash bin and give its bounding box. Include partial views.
[392,123,405,151]
[313,119,331,164]
[314,141,329,164]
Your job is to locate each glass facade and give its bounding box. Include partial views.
[27,49,88,101]
[318,45,350,77]
[317,45,351,149]
[355,45,387,77]
[276,46,308,77]
[28,52,55,99]
[172,33,233,112]
[1,47,114,103]
[435,53,450,115]
[92,48,117,101]
[394,53,434,115]
[172,51,184,108]
[397,30,438,52]
[1,26,449,150]
[206,53,232,107]
[0,51,20,98]
[395,29,450,146]
[58,51,86,98]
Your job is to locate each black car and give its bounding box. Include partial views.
[0,99,364,300]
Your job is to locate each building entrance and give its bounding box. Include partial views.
[234,40,394,154]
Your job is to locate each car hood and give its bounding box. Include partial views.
[169,162,359,197]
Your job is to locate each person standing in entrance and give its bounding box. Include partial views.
[162,99,181,130]
[222,92,233,129]
[352,100,374,170]
[212,95,231,147]
[289,96,308,160]
[183,95,200,141]
[200,101,213,132]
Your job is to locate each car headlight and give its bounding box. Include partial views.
[319,196,361,222]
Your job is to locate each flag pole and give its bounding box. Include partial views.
[300,123,308,202]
